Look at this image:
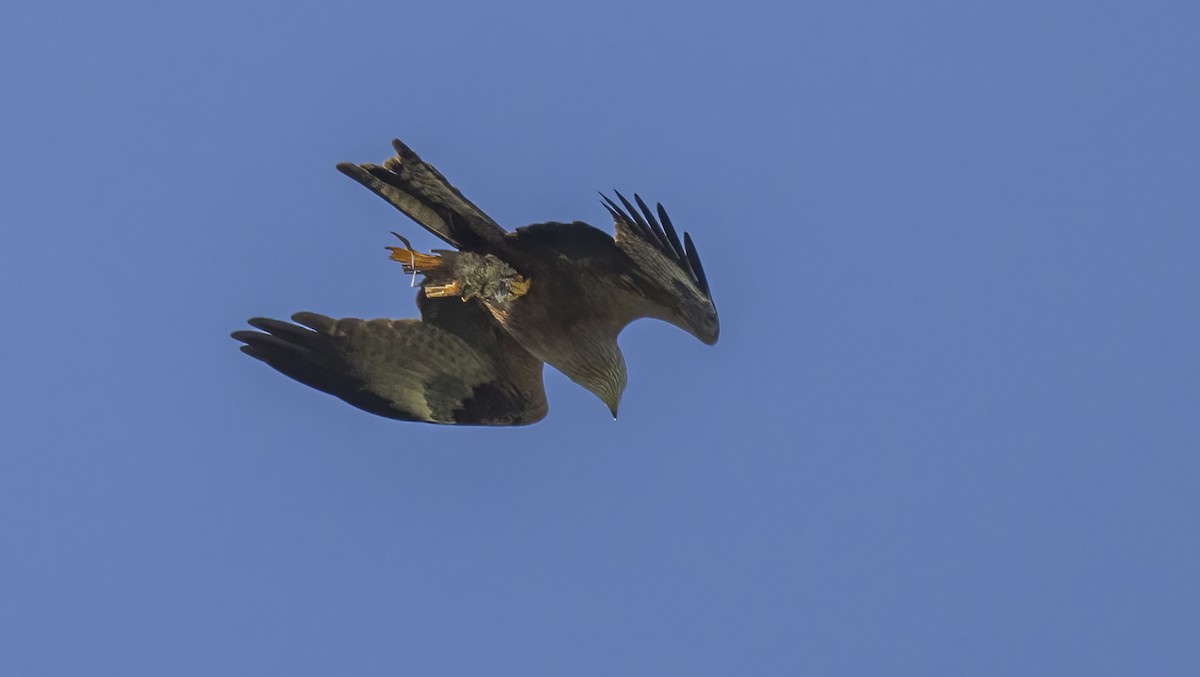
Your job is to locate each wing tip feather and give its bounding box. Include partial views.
[601,190,711,298]
[683,231,710,295]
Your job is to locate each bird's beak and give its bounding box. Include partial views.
[602,394,620,420]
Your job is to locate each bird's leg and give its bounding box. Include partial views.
[386,238,531,303]
[386,233,444,289]
[507,276,532,298]
[423,280,463,298]
[387,233,464,298]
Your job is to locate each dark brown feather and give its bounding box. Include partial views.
[232,298,546,425]
[335,139,506,250]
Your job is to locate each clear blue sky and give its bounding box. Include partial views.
[2,1,1197,675]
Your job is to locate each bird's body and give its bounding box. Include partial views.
[233,139,718,425]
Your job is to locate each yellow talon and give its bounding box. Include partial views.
[424,281,462,298]
[508,276,532,298]
[386,233,443,273]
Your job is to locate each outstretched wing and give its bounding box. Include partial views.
[336,139,506,250]
[231,295,547,425]
[596,192,720,344]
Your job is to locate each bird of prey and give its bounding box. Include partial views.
[232,139,719,425]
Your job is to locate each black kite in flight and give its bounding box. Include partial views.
[232,139,719,424]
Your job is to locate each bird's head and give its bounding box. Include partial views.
[559,338,628,420]
[596,375,626,420]
[578,363,626,420]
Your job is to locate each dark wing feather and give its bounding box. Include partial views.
[509,205,719,346]
[637,194,684,262]
[599,194,717,345]
[603,191,711,295]
[336,139,506,250]
[682,231,710,296]
[232,297,546,425]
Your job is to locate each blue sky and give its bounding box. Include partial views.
[2,1,1197,675]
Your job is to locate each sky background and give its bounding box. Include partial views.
[2,1,1198,675]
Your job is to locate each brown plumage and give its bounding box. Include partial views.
[232,139,718,425]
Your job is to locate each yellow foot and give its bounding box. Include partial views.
[386,233,443,274]
[508,276,532,298]
[424,281,462,298]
